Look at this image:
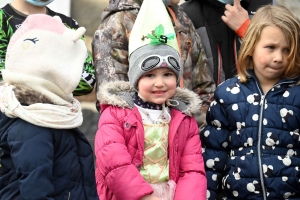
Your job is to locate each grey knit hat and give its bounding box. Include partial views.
[128,44,182,89]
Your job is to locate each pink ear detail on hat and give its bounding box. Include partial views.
[7,14,66,57]
[24,15,65,34]
[161,61,167,67]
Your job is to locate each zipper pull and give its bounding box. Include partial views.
[260,95,265,106]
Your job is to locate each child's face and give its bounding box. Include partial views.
[137,68,177,105]
[252,25,290,86]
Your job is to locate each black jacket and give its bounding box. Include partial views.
[0,112,98,200]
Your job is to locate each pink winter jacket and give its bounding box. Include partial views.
[95,81,207,200]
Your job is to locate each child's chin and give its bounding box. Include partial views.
[152,98,168,105]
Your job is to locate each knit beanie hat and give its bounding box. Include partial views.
[2,14,87,105]
[128,0,182,89]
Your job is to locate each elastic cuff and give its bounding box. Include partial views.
[235,18,250,39]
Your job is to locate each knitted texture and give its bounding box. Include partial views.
[3,14,87,105]
[128,45,182,89]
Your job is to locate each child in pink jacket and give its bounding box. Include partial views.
[94,0,206,199]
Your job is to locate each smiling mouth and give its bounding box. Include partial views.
[152,91,165,94]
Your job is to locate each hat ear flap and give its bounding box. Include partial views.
[73,27,86,42]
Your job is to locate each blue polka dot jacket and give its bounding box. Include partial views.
[201,70,300,200]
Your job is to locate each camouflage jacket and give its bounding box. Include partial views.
[0,4,96,96]
[92,0,216,128]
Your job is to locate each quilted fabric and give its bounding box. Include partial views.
[202,70,300,200]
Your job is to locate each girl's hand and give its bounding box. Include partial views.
[141,194,161,200]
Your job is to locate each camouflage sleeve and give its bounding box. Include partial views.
[92,12,132,91]
[189,18,216,129]
[63,18,96,96]
[0,9,12,81]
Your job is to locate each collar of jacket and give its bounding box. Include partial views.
[97,81,202,116]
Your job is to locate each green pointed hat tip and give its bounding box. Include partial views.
[141,24,175,45]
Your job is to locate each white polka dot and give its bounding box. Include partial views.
[264,102,268,109]
[283,157,291,166]
[282,176,288,181]
[230,151,234,156]
[262,164,268,173]
[231,87,240,94]
[206,159,215,168]
[280,108,287,117]
[232,104,238,111]
[212,174,217,181]
[204,130,210,137]
[247,95,254,103]
[206,190,210,198]
[247,138,253,146]
[220,99,224,103]
[287,149,295,157]
[233,191,239,197]
[252,114,259,121]
[263,118,267,125]
[284,192,292,198]
[247,183,255,192]
[283,90,290,97]
[287,144,293,148]
[236,122,244,130]
[222,142,228,148]
[212,120,221,128]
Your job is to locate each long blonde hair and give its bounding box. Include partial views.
[238,5,300,82]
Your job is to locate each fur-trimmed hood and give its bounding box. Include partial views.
[97,81,202,116]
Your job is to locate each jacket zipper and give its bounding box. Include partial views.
[255,80,294,200]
